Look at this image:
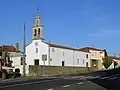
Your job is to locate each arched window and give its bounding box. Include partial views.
[34,29,37,36]
[37,20,39,25]
[38,28,40,34]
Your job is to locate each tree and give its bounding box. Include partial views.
[103,49,108,57]
[113,61,118,68]
[102,57,113,69]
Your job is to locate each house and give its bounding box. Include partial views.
[0,43,25,74]
[25,10,91,75]
[78,47,105,70]
[108,56,120,69]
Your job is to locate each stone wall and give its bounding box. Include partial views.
[29,65,90,76]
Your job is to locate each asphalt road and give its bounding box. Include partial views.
[1,68,120,90]
[88,73,120,90]
[0,75,106,90]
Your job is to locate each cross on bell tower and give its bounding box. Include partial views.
[32,7,44,40]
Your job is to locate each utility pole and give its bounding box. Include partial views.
[23,23,26,77]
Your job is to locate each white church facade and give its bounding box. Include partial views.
[26,10,91,69]
[26,40,90,68]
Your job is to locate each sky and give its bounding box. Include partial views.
[0,0,120,56]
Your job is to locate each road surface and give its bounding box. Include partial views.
[1,68,120,90]
[0,75,106,90]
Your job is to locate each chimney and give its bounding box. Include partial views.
[16,43,19,52]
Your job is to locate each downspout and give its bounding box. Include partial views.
[73,50,75,67]
[48,41,50,66]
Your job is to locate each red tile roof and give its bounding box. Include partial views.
[49,44,75,50]
[48,43,89,53]
[108,56,120,60]
[78,47,104,52]
[0,45,21,52]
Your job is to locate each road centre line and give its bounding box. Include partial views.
[77,82,84,85]
[62,85,71,88]
[100,76,110,79]
[108,77,118,80]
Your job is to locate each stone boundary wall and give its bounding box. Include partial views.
[29,65,90,76]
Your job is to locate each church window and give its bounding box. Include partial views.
[63,52,64,56]
[83,59,85,64]
[35,42,38,46]
[36,48,38,53]
[38,28,40,34]
[52,48,55,52]
[34,29,37,36]
[77,59,79,63]
[86,54,88,58]
[50,58,52,61]
[37,20,39,25]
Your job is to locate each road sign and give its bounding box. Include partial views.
[42,54,47,61]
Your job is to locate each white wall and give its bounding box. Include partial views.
[49,47,74,66]
[11,56,29,76]
[74,51,90,67]
[49,47,90,67]
[11,57,21,66]
[9,52,27,75]
[26,40,49,66]
[89,50,104,60]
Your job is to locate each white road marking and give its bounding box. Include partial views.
[85,76,93,78]
[77,82,84,85]
[108,77,117,80]
[90,76,101,79]
[88,81,91,82]
[100,77,110,79]
[62,76,85,79]
[62,85,70,88]
[47,88,53,90]
[116,74,119,76]
[85,76,101,79]
[0,78,60,88]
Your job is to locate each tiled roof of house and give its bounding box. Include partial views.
[0,45,21,52]
[108,56,120,60]
[78,47,104,52]
[47,43,89,53]
[49,44,74,50]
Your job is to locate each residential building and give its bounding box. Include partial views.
[108,56,120,69]
[0,43,25,74]
[78,47,105,70]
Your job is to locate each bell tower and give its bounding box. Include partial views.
[32,7,44,40]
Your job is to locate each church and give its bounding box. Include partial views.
[26,10,91,69]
